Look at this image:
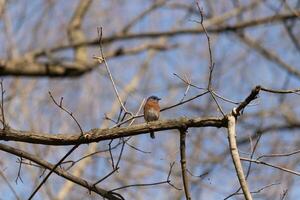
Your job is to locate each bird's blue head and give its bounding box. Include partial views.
[147,95,161,101]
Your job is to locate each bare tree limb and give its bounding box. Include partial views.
[95,27,130,115]
[235,86,261,116]
[261,86,300,94]
[241,157,300,176]
[28,92,86,200]
[179,128,191,200]
[67,0,92,63]
[0,117,226,145]
[237,33,300,78]
[0,12,297,77]
[109,161,179,192]
[0,143,123,200]
[227,114,252,200]
[30,12,299,56]
[121,0,169,33]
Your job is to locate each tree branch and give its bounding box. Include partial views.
[0,143,123,200]
[227,114,252,200]
[0,117,226,145]
[241,157,300,176]
[179,128,191,200]
[237,33,300,78]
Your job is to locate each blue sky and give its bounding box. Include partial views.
[0,0,300,199]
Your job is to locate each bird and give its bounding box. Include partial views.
[143,95,161,139]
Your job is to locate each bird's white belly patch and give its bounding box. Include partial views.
[145,108,159,121]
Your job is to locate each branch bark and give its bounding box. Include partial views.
[179,128,191,200]
[0,12,298,77]
[67,0,92,63]
[0,117,226,145]
[0,143,122,200]
[227,114,252,200]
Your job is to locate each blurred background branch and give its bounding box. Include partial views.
[0,0,300,199]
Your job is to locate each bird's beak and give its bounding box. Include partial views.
[158,97,161,101]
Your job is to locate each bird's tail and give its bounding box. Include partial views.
[150,131,155,139]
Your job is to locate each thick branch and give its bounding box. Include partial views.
[179,128,191,200]
[227,114,252,200]
[0,117,226,145]
[235,85,261,116]
[67,0,92,62]
[0,58,93,77]
[237,33,300,78]
[73,12,300,48]
[0,143,122,200]
[29,12,300,59]
[0,12,297,77]
[0,43,173,77]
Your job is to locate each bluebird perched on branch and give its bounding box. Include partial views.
[143,95,161,139]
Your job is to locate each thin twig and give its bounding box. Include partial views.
[211,91,240,105]
[116,98,146,166]
[257,149,300,160]
[228,182,280,198]
[95,27,130,115]
[110,161,180,192]
[245,132,262,179]
[261,87,300,94]
[28,144,81,200]
[0,143,122,200]
[173,73,205,90]
[173,73,199,102]
[210,91,225,116]
[117,102,126,123]
[174,73,240,105]
[195,3,227,118]
[93,167,119,186]
[167,162,182,190]
[181,82,191,102]
[186,169,209,178]
[48,92,84,134]
[104,114,118,124]
[115,138,125,168]
[121,0,169,33]
[62,141,123,170]
[110,180,171,192]
[280,189,288,200]
[125,142,151,154]
[247,182,280,194]
[109,139,115,169]
[17,159,42,169]
[196,3,214,90]
[128,98,145,126]
[112,91,210,128]
[240,157,300,176]
[15,157,23,184]
[161,91,209,112]
[28,92,85,200]
[0,80,6,129]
